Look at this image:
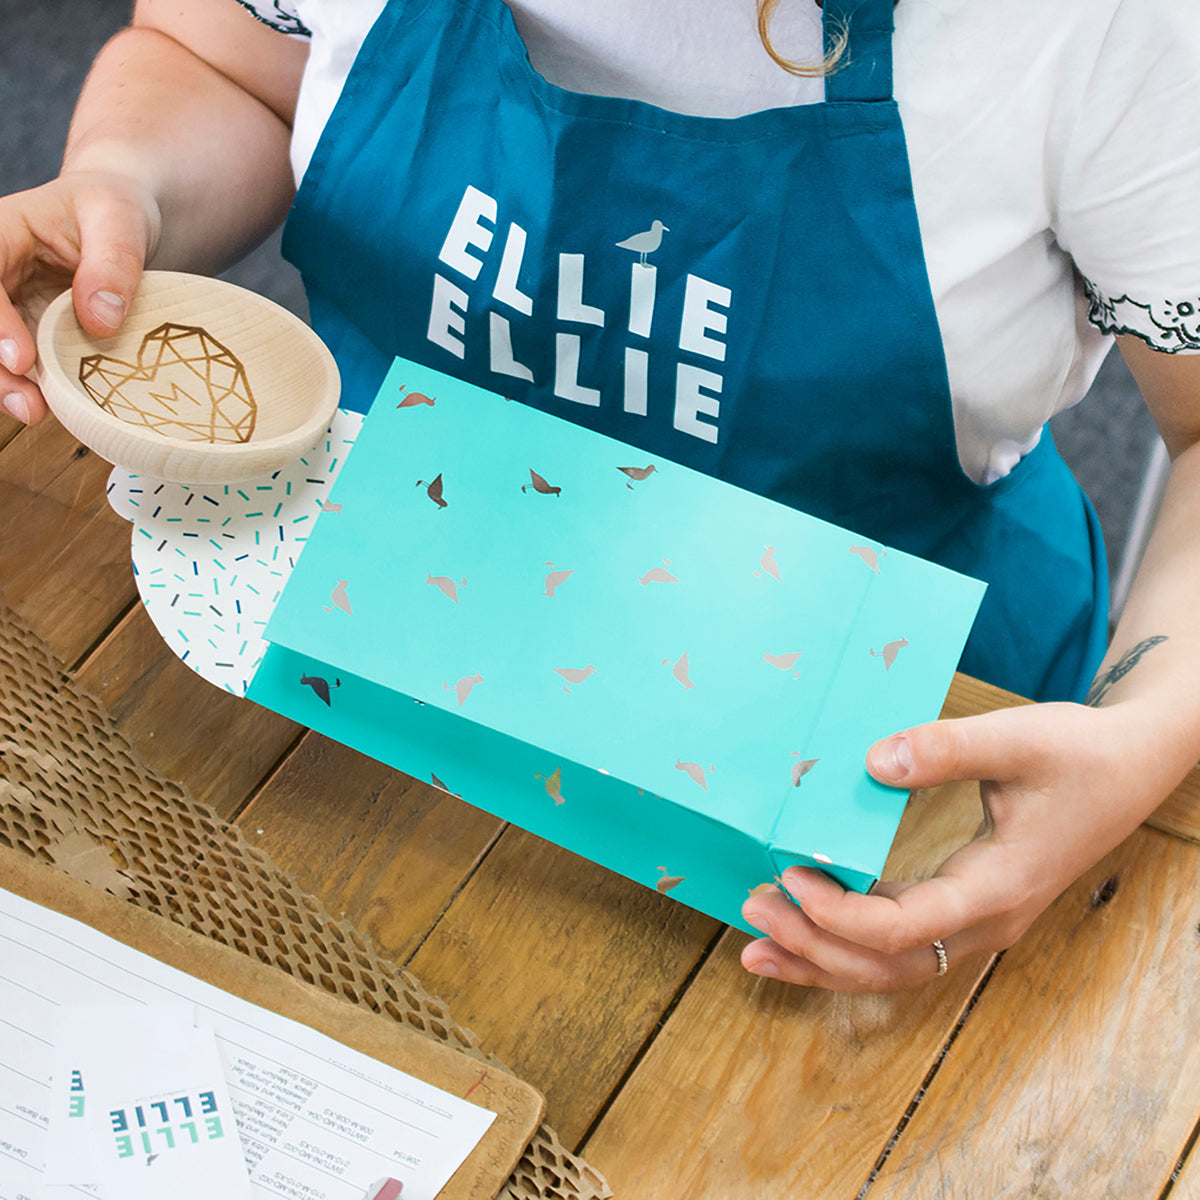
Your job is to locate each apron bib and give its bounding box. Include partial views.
[282,0,1108,702]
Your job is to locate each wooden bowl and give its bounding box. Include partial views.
[36,271,340,483]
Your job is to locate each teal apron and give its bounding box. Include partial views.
[282,0,1109,702]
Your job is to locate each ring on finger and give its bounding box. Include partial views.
[932,938,948,977]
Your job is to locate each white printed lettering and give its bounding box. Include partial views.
[438,185,496,281]
[555,334,601,406]
[624,348,648,415]
[490,312,534,382]
[629,264,656,338]
[428,273,468,359]
[557,254,605,326]
[679,275,731,362]
[674,363,721,443]
[494,222,533,316]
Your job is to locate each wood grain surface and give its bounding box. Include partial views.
[582,776,994,1199]
[239,732,505,963]
[868,826,1200,1200]
[0,419,135,663]
[407,826,722,1148]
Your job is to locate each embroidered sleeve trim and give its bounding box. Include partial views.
[1084,278,1200,354]
[233,0,312,37]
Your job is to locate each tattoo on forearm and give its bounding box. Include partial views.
[1085,635,1168,707]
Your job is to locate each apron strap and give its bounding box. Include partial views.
[822,0,895,104]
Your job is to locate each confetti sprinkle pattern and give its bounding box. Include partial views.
[107,409,363,695]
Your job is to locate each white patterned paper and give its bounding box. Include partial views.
[107,410,363,695]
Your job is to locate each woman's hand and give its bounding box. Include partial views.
[0,170,160,424]
[740,696,1186,991]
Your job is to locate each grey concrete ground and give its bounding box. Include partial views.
[2,0,1160,582]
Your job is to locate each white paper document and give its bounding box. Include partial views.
[0,885,495,1200]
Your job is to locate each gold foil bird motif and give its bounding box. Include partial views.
[543,563,574,597]
[417,473,447,508]
[522,469,562,496]
[674,759,715,790]
[662,652,694,689]
[444,672,484,706]
[656,866,685,893]
[427,574,466,603]
[555,665,597,693]
[536,766,566,806]
[764,651,803,678]
[870,637,909,669]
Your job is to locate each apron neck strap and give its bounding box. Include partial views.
[822,0,895,103]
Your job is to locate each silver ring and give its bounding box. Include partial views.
[932,939,948,977]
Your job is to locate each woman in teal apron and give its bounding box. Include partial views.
[282,0,1108,707]
[0,0,1197,992]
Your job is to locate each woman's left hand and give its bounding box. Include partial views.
[740,698,1182,991]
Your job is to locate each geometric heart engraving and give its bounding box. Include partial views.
[79,322,257,443]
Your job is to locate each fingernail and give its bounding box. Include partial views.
[4,392,30,423]
[743,909,771,936]
[0,338,19,372]
[747,959,780,978]
[89,290,125,327]
[870,735,913,783]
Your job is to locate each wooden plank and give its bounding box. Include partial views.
[0,412,22,452]
[867,826,1200,1199]
[74,602,300,821]
[0,416,136,663]
[235,734,505,964]
[581,774,992,1199]
[406,826,722,1149]
[943,672,1200,843]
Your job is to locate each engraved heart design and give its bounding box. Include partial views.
[79,322,257,443]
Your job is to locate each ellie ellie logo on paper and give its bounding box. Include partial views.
[427,184,733,445]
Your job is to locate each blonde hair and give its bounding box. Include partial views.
[756,0,850,77]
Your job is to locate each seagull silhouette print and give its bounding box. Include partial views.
[662,651,694,689]
[616,220,669,266]
[555,665,597,693]
[656,866,685,894]
[870,636,909,669]
[618,464,657,489]
[543,563,574,597]
[396,383,436,408]
[300,674,340,706]
[674,759,715,790]
[764,651,803,678]
[427,574,466,603]
[417,473,447,508]
[850,544,887,573]
[323,579,352,615]
[754,546,781,581]
[444,671,484,705]
[639,559,679,585]
[430,772,462,798]
[790,754,820,786]
[536,766,566,806]
[522,468,561,496]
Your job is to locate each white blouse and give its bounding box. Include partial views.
[237,0,1200,483]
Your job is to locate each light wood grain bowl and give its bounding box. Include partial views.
[36,271,340,483]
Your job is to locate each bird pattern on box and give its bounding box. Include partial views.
[247,358,985,932]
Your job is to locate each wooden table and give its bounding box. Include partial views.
[5,408,1200,1198]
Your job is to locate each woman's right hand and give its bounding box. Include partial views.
[0,169,160,424]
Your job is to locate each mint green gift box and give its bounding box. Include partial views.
[248,357,985,933]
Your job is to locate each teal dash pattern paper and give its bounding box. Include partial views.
[252,357,986,932]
